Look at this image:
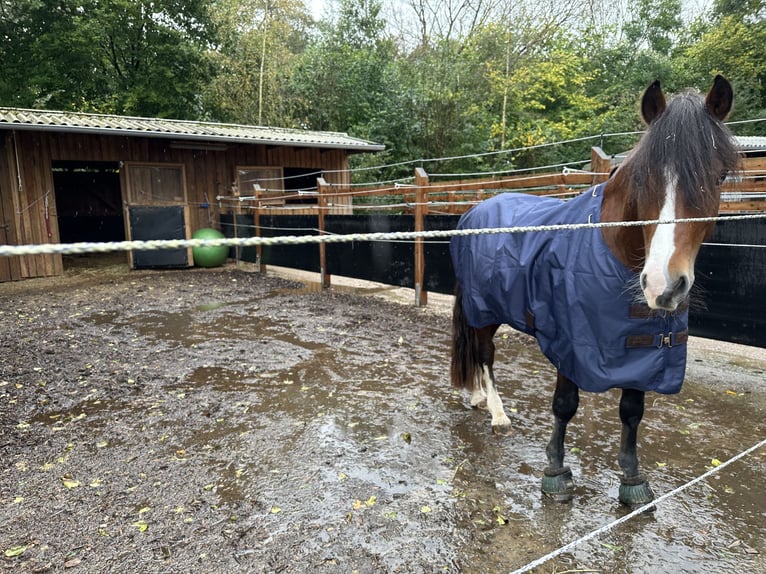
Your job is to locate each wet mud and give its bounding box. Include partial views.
[1,261,764,573]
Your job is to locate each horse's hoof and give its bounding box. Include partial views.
[471,398,488,410]
[541,466,574,502]
[491,422,513,436]
[619,475,654,507]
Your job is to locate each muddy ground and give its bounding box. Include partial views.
[1,259,765,573]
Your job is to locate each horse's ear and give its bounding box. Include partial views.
[641,80,666,125]
[706,75,733,121]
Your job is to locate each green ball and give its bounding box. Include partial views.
[192,228,229,268]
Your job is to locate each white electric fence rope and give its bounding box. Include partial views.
[509,435,766,574]
[2,213,765,258]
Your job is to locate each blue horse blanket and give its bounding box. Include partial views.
[450,184,688,394]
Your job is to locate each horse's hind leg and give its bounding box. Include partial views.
[475,326,513,435]
[542,373,578,502]
[617,389,654,506]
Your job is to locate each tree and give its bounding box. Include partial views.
[289,0,398,132]
[0,0,217,118]
[203,0,313,125]
[675,10,766,124]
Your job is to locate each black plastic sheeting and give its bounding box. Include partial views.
[326,216,414,286]
[220,213,764,348]
[221,214,319,272]
[689,218,765,347]
[128,206,188,268]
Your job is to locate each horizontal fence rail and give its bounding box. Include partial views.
[3,147,765,346]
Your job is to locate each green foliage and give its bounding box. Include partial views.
[676,13,766,124]
[0,0,216,117]
[288,0,417,181]
[2,0,766,178]
[202,0,313,125]
[622,0,682,55]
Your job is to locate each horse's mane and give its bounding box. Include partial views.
[624,89,740,213]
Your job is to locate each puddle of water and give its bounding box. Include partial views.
[194,301,228,312]
[271,280,400,298]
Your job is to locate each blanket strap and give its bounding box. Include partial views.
[625,330,689,349]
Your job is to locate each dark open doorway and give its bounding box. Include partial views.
[53,161,124,243]
[52,161,126,270]
[284,167,322,205]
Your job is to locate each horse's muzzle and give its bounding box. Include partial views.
[648,275,690,311]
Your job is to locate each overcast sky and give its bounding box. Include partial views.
[308,0,715,25]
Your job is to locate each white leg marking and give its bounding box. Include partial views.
[470,383,487,408]
[642,174,677,306]
[483,365,511,429]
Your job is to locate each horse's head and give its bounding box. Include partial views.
[610,76,739,311]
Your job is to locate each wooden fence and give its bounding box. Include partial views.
[220,146,766,304]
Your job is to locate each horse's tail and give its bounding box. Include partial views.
[451,283,480,390]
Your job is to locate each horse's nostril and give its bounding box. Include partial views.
[640,273,647,290]
[675,275,689,295]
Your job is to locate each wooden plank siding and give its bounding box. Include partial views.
[0,129,354,281]
[0,134,22,281]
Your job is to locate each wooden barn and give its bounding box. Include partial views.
[0,107,384,282]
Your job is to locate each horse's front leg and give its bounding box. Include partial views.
[541,373,578,501]
[475,326,512,435]
[618,388,654,506]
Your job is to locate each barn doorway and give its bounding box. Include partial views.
[52,160,125,270]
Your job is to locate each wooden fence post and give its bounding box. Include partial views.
[414,167,429,306]
[253,183,265,272]
[590,147,612,184]
[317,177,331,288]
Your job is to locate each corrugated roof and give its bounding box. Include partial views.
[0,107,385,152]
[734,135,766,151]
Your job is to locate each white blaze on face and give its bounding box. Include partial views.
[642,174,677,307]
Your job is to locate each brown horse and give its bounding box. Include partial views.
[449,76,739,506]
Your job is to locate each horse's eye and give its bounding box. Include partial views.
[718,170,729,185]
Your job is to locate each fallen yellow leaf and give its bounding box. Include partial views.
[4,545,27,558]
[132,520,148,532]
[270,506,282,514]
[61,478,80,489]
[711,458,722,467]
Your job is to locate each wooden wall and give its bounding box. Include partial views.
[0,132,63,280]
[0,129,352,281]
